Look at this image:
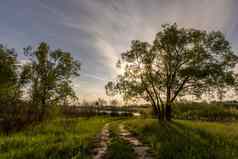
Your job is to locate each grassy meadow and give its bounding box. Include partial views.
[1,103,238,159]
[124,118,238,159]
[0,117,111,159]
[1,116,238,159]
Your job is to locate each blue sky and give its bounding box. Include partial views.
[0,0,238,101]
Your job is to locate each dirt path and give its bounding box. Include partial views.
[92,123,154,159]
[92,123,110,159]
[119,124,154,159]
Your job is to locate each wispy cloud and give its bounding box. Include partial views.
[81,72,107,82]
[2,0,237,100]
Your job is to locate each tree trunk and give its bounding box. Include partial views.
[151,104,170,121]
[161,104,165,120]
[155,106,165,121]
[165,104,172,121]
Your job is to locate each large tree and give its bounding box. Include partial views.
[22,42,80,120]
[105,24,238,121]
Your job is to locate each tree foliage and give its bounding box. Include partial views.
[0,45,19,102]
[95,98,107,106]
[22,42,80,120]
[0,45,27,132]
[105,24,238,121]
[110,99,119,106]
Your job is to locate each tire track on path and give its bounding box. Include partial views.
[119,124,154,159]
[92,123,110,159]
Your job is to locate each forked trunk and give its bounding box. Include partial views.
[152,104,171,121]
[155,106,165,121]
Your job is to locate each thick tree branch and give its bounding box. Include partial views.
[171,76,189,102]
[147,72,161,113]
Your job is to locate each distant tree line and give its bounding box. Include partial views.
[0,42,80,132]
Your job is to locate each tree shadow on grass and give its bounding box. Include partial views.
[136,120,238,159]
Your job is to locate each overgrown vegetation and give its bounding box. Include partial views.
[124,118,238,159]
[0,117,109,159]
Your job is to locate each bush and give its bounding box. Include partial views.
[0,100,63,133]
[0,101,30,133]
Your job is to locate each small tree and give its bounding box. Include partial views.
[106,24,238,121]
[0,45,19,102]
[110,99,119,106]
[95,98,107,106]
[22,42,80,120]
[0,45,29,132]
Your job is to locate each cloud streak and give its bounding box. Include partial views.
[1,0,237,100]
[81,72,107,82]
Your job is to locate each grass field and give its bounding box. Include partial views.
[172,102,238,121]
[1,116,238,159]
[0,117,111,159]
[124,118,238,159]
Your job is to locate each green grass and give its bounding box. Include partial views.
[137,102,238,121]
[173,102,238,121]
[104,121,136,159]
[105,136,136,159]
[2,116,238,159]
[124,118,238,159]
[0,117,110,159]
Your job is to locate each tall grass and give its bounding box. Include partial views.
[0,117,110,159]
[173,102,238,121]
[124,118,238,159]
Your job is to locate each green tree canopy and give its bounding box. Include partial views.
[0,45,18,102]
[105,24,238,121]
[22,42,80,120]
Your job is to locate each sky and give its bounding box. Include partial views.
[0,0,238,101]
